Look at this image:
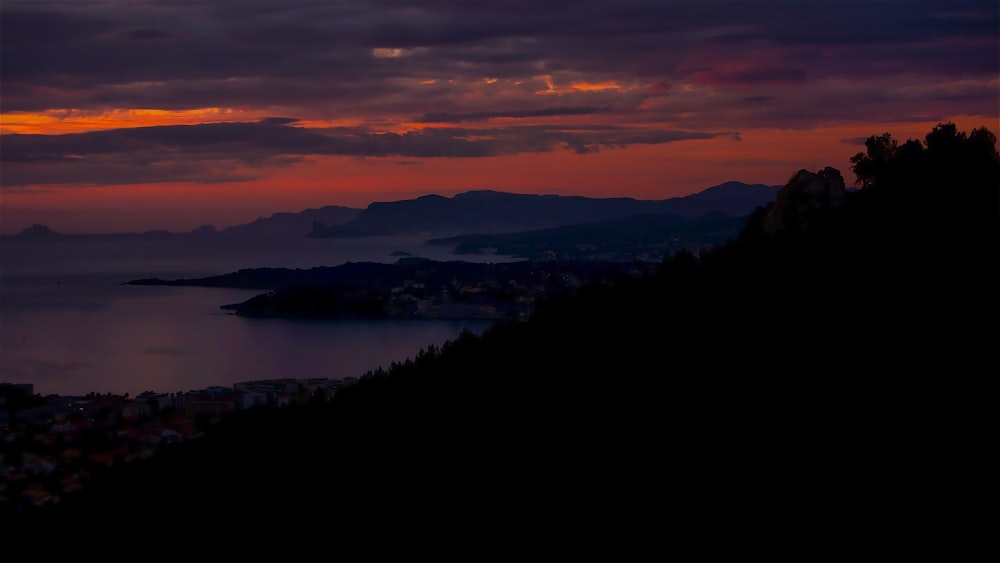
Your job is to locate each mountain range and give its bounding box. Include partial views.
[5,181,779,241]
[307,181,781,238]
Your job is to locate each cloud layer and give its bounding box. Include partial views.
[1,0,997,190]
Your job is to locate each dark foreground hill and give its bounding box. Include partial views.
[6,124,998,563]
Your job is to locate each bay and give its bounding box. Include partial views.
[0,235,516,397]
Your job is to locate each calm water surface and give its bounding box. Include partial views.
[0,236,515,397]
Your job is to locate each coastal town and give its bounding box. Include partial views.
[3,260,662,515]
[132,257,659,321]
[0,377,352,514]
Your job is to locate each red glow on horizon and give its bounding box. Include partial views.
[1,115,995,235]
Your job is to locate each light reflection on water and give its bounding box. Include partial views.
[0,236,515,397]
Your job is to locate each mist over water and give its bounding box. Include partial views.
[0,236,516,397]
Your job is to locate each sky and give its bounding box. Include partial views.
[1,0,997,234]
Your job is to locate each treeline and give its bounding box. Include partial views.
[7,123,998,563]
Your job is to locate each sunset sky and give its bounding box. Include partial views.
[1,0,997,234]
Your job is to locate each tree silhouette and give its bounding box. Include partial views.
[850,121,999,196]
[850,131,898,188]
[0,384,45,431]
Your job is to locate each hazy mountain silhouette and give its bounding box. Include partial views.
[3,183,772,240]
[661,179,790,215]
[218,205,361,238]
[5,223,64,239]
[1,206,362,240]
[1,224,212,240]
[307,182,780,237]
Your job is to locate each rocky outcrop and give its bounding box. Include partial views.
[11,224,63,239]
[763,167,846,234]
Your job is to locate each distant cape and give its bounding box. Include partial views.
[2,206,361,240]
[8,223,64,239]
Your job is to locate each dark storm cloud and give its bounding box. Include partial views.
[260,117,301,125]
[699,66,808,86]
[2,120,333,163]
[420,107,607,123]
[2,0,996,108]
[113,28,174,41]
[0,0,996,176]
[0,119,724,186]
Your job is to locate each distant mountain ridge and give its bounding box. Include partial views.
[219,205,361,238]
[7,223,64,240]
[2,206,361,240]
[308,182,781,238]
[4,181,778,239]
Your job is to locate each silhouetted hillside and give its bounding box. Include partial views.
[664,180,787,216]
[6,124,997,563]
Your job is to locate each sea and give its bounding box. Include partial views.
[0,235,518,398]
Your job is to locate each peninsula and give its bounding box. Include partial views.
[127,258,657,321]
